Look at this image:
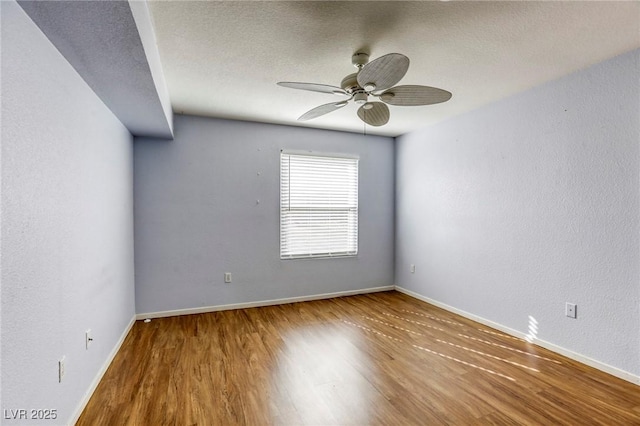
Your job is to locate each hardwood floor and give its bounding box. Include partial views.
[77,291,640,425]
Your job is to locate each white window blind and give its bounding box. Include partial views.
[280,152,358,259]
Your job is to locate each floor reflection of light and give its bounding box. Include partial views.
[381,312,445,331]
[525,316,538,343]
[435,339,540,372]
[271,326,375,424]
[412,344,516,382]
[362,316,425,336]
[402,309,465,326]
[458,334,562,364]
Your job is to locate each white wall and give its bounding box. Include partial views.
[395,49,639,379]
[1,2,135,423]
[134,115,395,314]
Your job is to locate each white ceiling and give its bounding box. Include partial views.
[148,1,640,137]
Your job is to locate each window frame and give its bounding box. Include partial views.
[279,150,359,260]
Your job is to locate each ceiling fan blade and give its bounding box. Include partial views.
[380,85,452,106]
[277,82,348,96]
[298,100,349,121]
[357,53,409,92]
[357,102,390,127]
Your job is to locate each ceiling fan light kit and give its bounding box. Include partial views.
[363,82,377,92]
[277,51,452,127]
[353,92,368,105]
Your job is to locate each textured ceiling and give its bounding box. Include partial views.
[18,0,173,138]
[148,1,640,137]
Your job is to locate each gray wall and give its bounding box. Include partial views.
[134,115,395,314]
[395,49,639,377]
[1,2,135,423]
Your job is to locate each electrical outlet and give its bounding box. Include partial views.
[566,303,577,319]
[410,264,416,273]
[86,329,93,350]
[58,356,65,383]
[224,272,232,283]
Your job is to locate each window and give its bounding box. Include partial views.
[280,151,358,259]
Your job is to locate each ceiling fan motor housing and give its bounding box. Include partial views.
[352,52,369,68]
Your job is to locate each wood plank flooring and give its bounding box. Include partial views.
[77,291,640,425]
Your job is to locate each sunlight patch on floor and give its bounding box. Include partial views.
[402,309,465,326]
[341,320,402,342]
[458,334,562,364]
[362,316,426,336]
[412,344,516,382]
[435,339,540,372]
[477,328,525,342]
[341,317,516,382]
[381,312,445,331]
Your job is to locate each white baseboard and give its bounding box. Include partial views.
[394,286,640,386]
[136,285,395,320]
[68,315,136,425]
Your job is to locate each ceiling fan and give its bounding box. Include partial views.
[277,52,452,127]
